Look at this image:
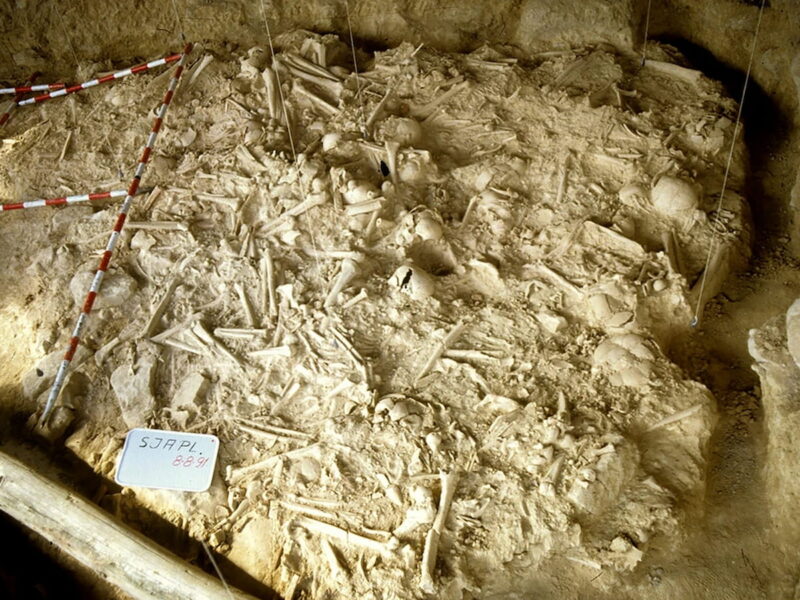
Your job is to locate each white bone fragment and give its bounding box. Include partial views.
[237,418,311,440]
[646,404,703,432]
[322,133,340,151]
[555,156,569,204]
[260,247,278,320]
[196,193,240,211]
[385,140,400,187]
[295,517,395,557]
[125,221,188,231]
[475,394,520,413]
[365,90,392,134]
[389,264,436,301]
[344,198,382,216]
[162,338,206,355]
[281,53,341,82]
[59,130,72,162]
[415,322,467,384]
[414,210,443,241]
[320,538,348,579]
[247,345,293,358]
[143,277,180,338]
[294,82,339,115]
[643,60,703,85]
[192,322,242,366]
[420,471,459,593]
[324,257,360,308]
[214,328,267,340]
[528,264,583,298]
[233,283,256,328]
[565,556,603,570]
[342,180,379,204]
[230,443,320,483]
[262,66,281,120]
[262,195,327,233]
[651,175,700,218]
[538,455,565,497]
[188,54,214,86]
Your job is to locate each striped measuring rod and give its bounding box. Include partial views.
[18,51,183,107]
[0,72,38,127]
[41,44,192,424]
[0,190,130,211]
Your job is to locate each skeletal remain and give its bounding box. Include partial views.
[646,403,703,432]
[322,133,341,152]
[527,264,583,299]
[593,333,654,387]
[643,60,703,86]
[262,66,281,120]
[394,486,436,537]
[162,338,206,355]
[281,53,341,82]
[237,418,312,440]
[142,278,180,338]
[196,193,240,211]
[187,54,214,86]
[337,289,366,310]
[279,58,343,96]
[365,90,392,134]
[261,247,278,320]
[230,443,320,484]
[538,455,565,497]
[295,517,396,557]
[192,322,242,367]
[651,175,700,219]
[324,256,361,308]
[320,538,348,579]
[555,155,569,204]
[385,140,400,187]
[414,209,443,241]
[415,322,466,384]
[389,263,436,301]
[125,221,188,231]
[420,471,459,594]
[59,130,72,162]
[234,283,256,328]
[261,195,328,234]
[345,198,382,216]
[294,82,339,115]
[248,345,293,359]
[214,328,267,340]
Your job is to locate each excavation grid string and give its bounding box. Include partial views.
[41,44,192,424]
[344,0,366,135]
[641,0,652,66]
[691,0,766,327]
[17,52,183,107]
[0,189,131,211]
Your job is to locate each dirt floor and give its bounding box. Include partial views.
[0,2,799,600]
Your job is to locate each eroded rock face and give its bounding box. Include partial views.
[749,309,800,554]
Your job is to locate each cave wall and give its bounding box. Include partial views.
[1,1,797,121]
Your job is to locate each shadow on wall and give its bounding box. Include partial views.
[655,35,794,240]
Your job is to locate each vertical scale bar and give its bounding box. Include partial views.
[41,44,192,424]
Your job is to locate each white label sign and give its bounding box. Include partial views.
[115,428,220,492]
